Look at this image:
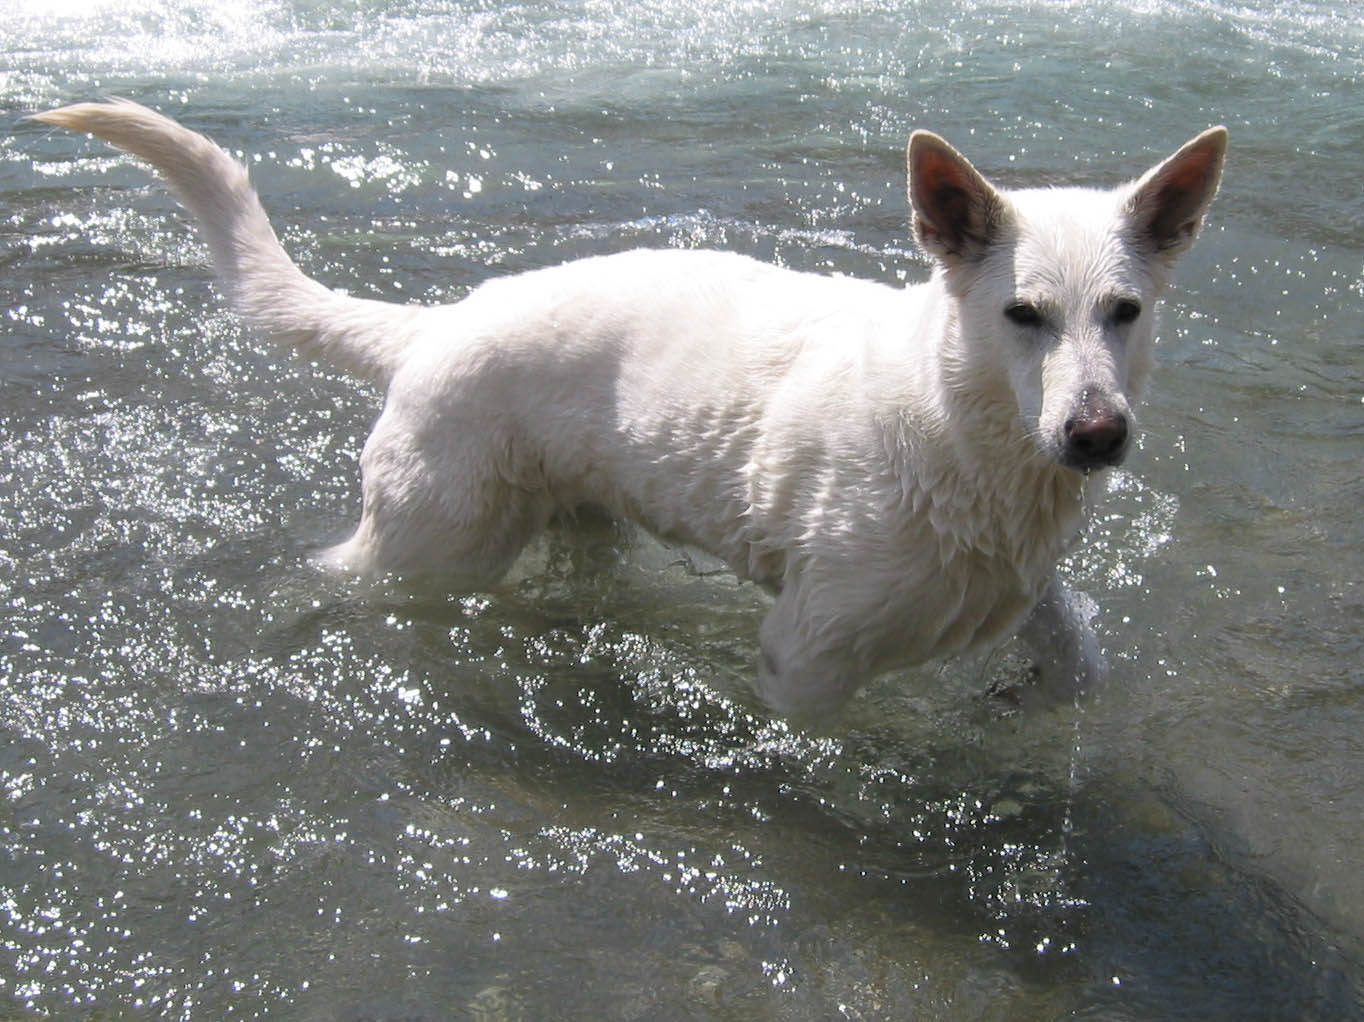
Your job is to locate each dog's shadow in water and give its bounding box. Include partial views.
[233,519,1351,1014]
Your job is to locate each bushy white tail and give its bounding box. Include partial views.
[32,99,420,383]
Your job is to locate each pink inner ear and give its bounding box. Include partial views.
[916,148,968,212]
[1165,143,1219,197]
[1137,138,1223,251]
[913,147,979,250]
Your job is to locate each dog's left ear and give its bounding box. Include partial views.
[1125,126,1228,258]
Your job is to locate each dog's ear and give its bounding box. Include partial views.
[907,131,1009,265]
[1125,126,1228,258]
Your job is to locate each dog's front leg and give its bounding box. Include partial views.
[1016,575,1107,704]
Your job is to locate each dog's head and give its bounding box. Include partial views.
[907,128,1226,473]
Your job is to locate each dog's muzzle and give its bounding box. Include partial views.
[1061,390,1129,471]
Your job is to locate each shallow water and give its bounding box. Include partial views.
[3,0,1363,1017]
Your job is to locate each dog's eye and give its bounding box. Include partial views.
[1004,302,1045,328]
[1113,299,1142,324]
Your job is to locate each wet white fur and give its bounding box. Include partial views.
[32,100,1225,714]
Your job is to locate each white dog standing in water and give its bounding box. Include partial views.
[33,101,1225,714]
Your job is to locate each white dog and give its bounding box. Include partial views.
[33,100,1225,714]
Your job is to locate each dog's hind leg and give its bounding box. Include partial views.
[753,587,868,716]
[323,409,554,586]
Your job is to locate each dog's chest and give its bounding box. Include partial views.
[882,461,1086,658]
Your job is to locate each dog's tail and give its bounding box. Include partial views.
[31,99,420,385]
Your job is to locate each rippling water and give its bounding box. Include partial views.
[3,1,1363,1017]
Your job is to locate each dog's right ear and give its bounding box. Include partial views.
[907,131,1009,265]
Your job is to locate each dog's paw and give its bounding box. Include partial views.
[1032,646,1108,707]
[986,646,1105,712]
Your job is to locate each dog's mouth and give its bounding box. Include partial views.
[1059,444,1129,474]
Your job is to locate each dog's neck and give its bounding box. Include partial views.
[881,300,1090,590]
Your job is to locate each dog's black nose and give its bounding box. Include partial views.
[1063,407,1128,469]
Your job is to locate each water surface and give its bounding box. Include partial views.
[3,1,1363,1017]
